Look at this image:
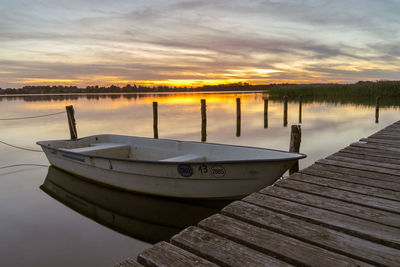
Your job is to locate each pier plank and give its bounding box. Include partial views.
[275,178,400,214]
[199,214,372,267]
[171,226,291,267]
[259,185,400,227]
[318,158,400,178]
[222,201,400,266]
[246,192,400,247]
[301,165,400,192]
[113,259,143,267]
[327,154,400,171]
[137,241,217,267]
[369,134,400,140]
[340,146,400,160]
[334,151,400,165]
[350,141,400,154]
[291,172,400,201]
[360,137,400,147]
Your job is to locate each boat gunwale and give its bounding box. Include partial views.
[36,134,306,165]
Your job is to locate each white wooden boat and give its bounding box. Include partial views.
[37,134,306,199]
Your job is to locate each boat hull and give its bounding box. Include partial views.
[38,135,305,199]
[41,148,295,199]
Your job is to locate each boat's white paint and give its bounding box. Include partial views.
[37,134,306,199]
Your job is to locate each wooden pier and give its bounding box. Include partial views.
[117,121,400,266]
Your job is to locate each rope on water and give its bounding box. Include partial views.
[0,140,43,152]
[0,111,65,120]
[0,164,49,170]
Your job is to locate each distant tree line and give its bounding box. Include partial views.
[1,80,399,96]
[0,82,266,94]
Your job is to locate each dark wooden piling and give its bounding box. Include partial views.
[299,95,303,124]
[289,125,301,174]
[375,96,380,124]
[65,105,77,140]
[153,101,158,139]
[283,96,288,127]
[236,98,241,137]
[264,98,268,128]
[201,99,206,142]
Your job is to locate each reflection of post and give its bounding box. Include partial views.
[201,99,206,142]
[153,101,158,139]
[264,98,268,128]
[289,125,301,175]
[299,95,302,124]
[375,96,380,124]
[66,105,77,140]
[283,96,288,127]
[236,98,241,137]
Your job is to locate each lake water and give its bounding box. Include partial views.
[0,92,399,266]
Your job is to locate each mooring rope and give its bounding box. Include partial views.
[0,164,49,170]
[0,111,65,120]
[0,140,43,152]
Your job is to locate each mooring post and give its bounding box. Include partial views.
[153,101,158,139]
[283,96,288,127]
[264,98,268,128]
[289,125,301,175]
[299,95,303,124]
[201,99,206,142]
[236,97,241,137]
[375,96,380,124]
[65,105,77,140]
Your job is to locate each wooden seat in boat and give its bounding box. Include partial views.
[160,154,206,162]
[60,143,131,158]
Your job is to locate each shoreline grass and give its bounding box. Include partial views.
[265,80,400,97]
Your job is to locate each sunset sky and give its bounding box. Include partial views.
[0,0,399,88]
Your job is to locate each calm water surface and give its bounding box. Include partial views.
[0,92,399,266]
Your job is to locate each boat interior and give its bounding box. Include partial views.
[39,134,303,162]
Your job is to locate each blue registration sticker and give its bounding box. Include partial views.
[177,164,193,177]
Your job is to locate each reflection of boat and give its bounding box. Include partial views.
[37,134,305,199]
[41,166,227,243]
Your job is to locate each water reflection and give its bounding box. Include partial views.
[41,166,229,244]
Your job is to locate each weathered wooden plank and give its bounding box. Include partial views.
[171,226,291,267]
[340,146,400,160]
[222,201,400,266]
[199,214,372,267]
[335,151,400,165]
[248,191,400,247]
[351,141,400,154]
[361,137,400,148]
[291,172,400,201]
[315,161,400,185]
[318,158,400,178]
[303,164,400,190]
[275,178,400,214]
[113,259,143,267]
[369,134,400,141]
[327,154,400,171]
[137,241,217,267]
[259,184,400,227]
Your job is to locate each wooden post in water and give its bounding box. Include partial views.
[201,99,206,142]
[153,101,158,139]
[289,125,301,175]
[375,96,380,124]
[236,98,241,137]
[283,96,288,127]
[299,95,302,124]
[66,105,77,140]
[264,98,268,128]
